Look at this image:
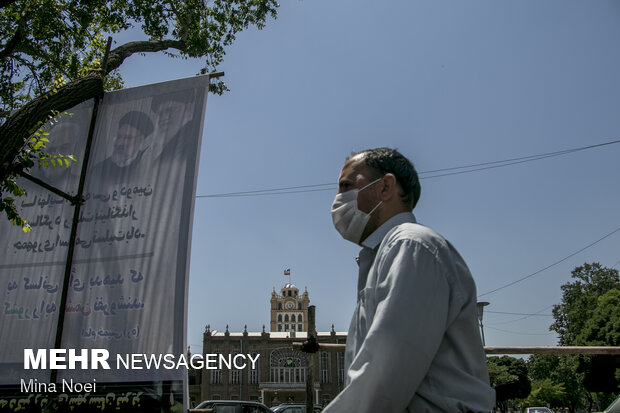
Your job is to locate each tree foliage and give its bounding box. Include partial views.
[521,378,565,409]
[544,263,620,409]
[488,356,531,413]
[576,289,620,394]
[0,0,278,228]
[527,354,585,412]
[551,262,620,345]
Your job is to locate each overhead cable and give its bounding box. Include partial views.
[196,139,620,198]
[485,326,556,336]
[478,226,620,298]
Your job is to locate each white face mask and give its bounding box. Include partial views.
[331,178,382,244]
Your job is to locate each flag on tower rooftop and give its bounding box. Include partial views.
[284,269,290,276]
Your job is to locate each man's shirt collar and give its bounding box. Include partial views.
[360,212,417,249]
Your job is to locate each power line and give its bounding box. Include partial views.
[196,139,620,198]
[486,305,555,326]
[421,139,619,174]
[485,325,556,336]
[199,187,333,198]
[478,226,620,297]
[486,310,553,317]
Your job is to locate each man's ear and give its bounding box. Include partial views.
[379,173,398,202]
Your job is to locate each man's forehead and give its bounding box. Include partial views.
[339,155,371,180]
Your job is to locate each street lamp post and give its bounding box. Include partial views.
[476,301,490,346]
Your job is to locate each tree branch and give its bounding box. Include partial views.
[0,38,189,183]
[0,10,26,60]
[106,39,186,73]
[0,73,104,182]
[0,0,18,9]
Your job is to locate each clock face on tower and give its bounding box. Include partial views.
[285,301,294,310]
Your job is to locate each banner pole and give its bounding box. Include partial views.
[50,37,113,385]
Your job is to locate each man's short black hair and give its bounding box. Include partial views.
[355,147,421,210]
[118,111,154,137]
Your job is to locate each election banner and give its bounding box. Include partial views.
[0,101,94,385]
[0,74,209,403]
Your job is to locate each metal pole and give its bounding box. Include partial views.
[50,36,112,385]
[476,301,489,347]
[306,306,316,413]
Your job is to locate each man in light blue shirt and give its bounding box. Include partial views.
[326,148,495,413]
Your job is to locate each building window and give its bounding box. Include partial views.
[270,348,307,384]
[291,324,296,331]
[337,352,345,385]
[278,314,282,322]
[284,324,289,331]
[248,368,258,385]
[298,314,303,322]
[298,303,302,310]
[278,324,282,332]
[210,350,222,384]
[210,370,222,385]
[291,314,296,323]
[320,352,331,384]
[230,369,240,385]
[229,351,241,384]
[278,303,282,310]
[248,351,259,385]
[284,314,289,322]
[298,324,302,331]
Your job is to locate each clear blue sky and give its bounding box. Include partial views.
[115,0,620,353]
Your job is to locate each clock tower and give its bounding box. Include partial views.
[270,283,310,332]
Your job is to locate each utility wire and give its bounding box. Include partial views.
[478,226,620,298]
[196,139,620,199]
[487,305,555,326]
[485,326,555,336]
[421,140,619,173]
[486,311,553,316]
[200,187,333,198]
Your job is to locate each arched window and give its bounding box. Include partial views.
[284,314,289,322]
[298,303,302,310]
[270,348,307,383]
[298,314,303,322]
[291,314,296,322]
[277,314,282,322]
[278,303,282,310]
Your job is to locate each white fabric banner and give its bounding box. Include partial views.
[0,75,209,384]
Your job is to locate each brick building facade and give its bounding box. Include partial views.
[189,284,347,408]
